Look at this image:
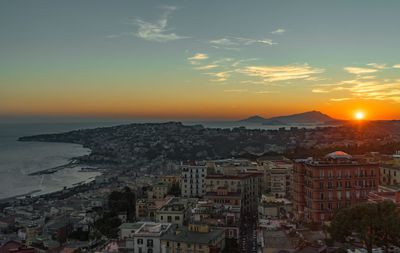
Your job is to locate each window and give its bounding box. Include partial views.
[148,249,153,253]
[137,239,143,245]
[175,216,180,221]
[147,239,153,247]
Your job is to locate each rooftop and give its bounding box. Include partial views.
[119,222,172,235]
[161,227,224,244]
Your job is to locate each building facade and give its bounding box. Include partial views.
[293,151,380,223]
[181,164,207,198]
[119,222,173,253]
[205,173,262,215]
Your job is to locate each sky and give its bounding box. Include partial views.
[1,0,400,120]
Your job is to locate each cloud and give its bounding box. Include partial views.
[195,64,218,70]
[344,67,378,75]
[313,78,400,103]
[207,71,232,82]
[330,98,352,102]
[209,38,238,46]
[188,53,208,60]
[134,6,188,42]
[238,64,324,82]
[312,88,329,93]
[393,64,400,69]
[255,90,278,94]
[271,28,285,35]
[224,89,248,93]
[366,63,386,69]
[209,36,276,50]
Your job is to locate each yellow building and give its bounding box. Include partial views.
[152,182,170,200]
[160,175,181,186]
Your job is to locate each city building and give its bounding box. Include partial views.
[136,197,173,221]
[159,176,181,187]
[191,200,240,240]
[205,173,262,215]
[160,223,225,253]
[151,182,169,200]
[259,158,293,198]
[368,191,400,207]
[181,164,207,198]
[156,198,193,227]
[293,151,380,223]
[119,222,174,253]
[258,194,293,219]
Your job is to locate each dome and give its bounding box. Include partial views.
[325,151,352,159]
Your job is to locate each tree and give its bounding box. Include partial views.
[329,201,400,253]
[108,187,136,221]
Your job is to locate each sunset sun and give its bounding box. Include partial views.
[355,111,365,120]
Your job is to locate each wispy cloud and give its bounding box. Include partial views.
[330,98,352,102]
[224,89,248,93]
[207,71,232,82]
[188,53,208,61]
[134,6,188,42]
[271,28,285,35]
[195,64,218,70]
[344,67,378,75]
[312,88,330,93]
[209,36,276,50]
[366,63,386,69]
[255,90,278,94]
[238,64,324,82]
[313,77,400,103]
[393,64,400,69]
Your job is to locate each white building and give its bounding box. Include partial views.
[119,222,174,253]
[180,164,207,198]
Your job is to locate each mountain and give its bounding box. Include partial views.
[238,115,267,123]
[263,110,337,125]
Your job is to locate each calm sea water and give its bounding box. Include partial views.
[0,119,318,200]
[0,121,131,200]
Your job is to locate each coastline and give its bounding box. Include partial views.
[28,159,79,176]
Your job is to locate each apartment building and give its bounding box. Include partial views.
[293,151,379,223]
[181,164,207,198]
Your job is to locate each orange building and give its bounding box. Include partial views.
[293,151,380,223]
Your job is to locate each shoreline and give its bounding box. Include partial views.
[28,159,79,176]
[0,176,99,205]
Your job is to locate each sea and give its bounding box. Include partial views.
[0,118,320,200]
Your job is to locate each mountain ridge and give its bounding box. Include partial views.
[239,111,341,125]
